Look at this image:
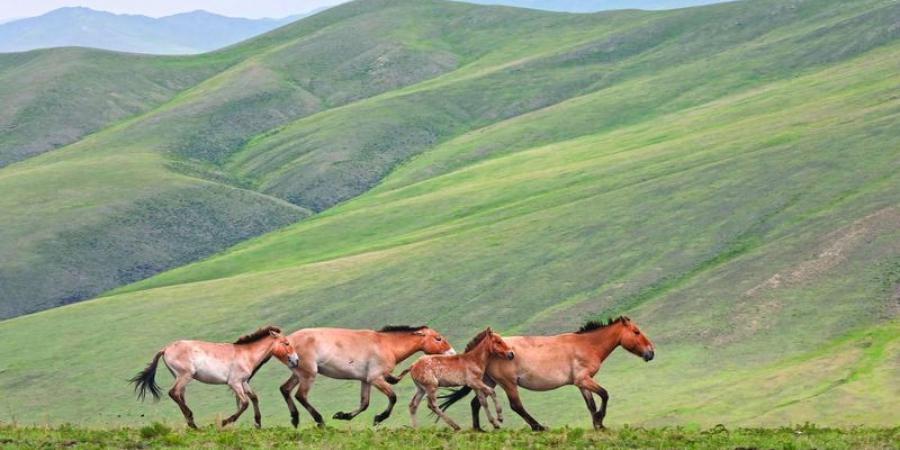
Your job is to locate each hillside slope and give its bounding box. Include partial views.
[1,0,569,317]
[0,0,897,427]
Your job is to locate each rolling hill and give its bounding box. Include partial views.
[464,0,730,12]
[0,7,301,55]
[0,0,897,428]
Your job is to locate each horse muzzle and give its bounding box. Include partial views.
[288,353,300,368]
[506,351,515,360]
[642,349,655,362]
[444,348,457,356]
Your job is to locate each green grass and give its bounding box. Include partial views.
[0,0,898,429]
[0,424,896,450]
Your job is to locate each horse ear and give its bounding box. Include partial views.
[269,329,279,337]
[413,330,426,336]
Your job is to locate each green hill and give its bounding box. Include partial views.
[0,0,897,428]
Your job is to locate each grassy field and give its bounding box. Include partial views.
[0,424,896,450]
[0,0,898,430]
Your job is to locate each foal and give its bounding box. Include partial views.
[394,328,514,431]
[131,326,299,429]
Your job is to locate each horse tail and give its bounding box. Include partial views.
[437,386,473,411]
[130,349,164,401]
[385,368,411,385]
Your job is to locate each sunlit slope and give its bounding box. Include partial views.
[1,32,897,426]
[4,0,896,317]
[0,48,236,167]
[225,0,900,211]
[0,0,596,317]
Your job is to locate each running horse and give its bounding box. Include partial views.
[439,316,655,431]
[279,325,454,427]
[392,327,515,431]
[131,325,299,429]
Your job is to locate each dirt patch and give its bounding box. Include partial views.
[745,207,900,298]
[722,206,900,344]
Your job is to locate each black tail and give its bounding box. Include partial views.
[385,368,411,385]
[437,386,473,412]
[130,350,164,401]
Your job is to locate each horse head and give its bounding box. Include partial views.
[414,326,456,355]
[618,318,655,362]
[268,329,300,368]
[486,328,515,360]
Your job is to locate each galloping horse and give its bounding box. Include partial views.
[439,317,654,431]
[393,328,515,431]
[131,325,299,429]
[279,325,454,427]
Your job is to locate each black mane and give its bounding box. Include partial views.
[464,328,493,353]
[378,325,427,333]
[576,316,630,334]
[234,325,282,344]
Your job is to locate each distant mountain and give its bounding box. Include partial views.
[0,7,304,54]
[461,0,731,12]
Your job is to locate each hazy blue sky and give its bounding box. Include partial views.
[0,0,347,21]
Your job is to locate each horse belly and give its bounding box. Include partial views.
[317,360,367,380]
[191,354,229,384]
[516,367,571,391]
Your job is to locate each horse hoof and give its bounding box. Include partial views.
[291,417,299,428]
[333,412,353,420]
[532,424,547,432]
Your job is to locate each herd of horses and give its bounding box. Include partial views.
[131,316,655,431]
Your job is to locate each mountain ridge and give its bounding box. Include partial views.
[0,7,304,55]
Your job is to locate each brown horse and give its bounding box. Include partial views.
[439,317,654,431]
[279,325,454,427]
[131,325,299,429]
[392,328,515,431]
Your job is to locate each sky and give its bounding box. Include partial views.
[0,0,349,21]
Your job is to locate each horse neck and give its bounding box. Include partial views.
[461,337,492,367]
[379,333,424,363]
[236,337,274,364]
[576,325,622,361]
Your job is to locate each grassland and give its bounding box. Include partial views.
[1,424,897,450]
[0,0,898,430]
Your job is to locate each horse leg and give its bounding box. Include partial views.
[497,379,545,431]
[408,384,425,428]
[469,376,495,432]
[222,381,250,427]
[294,369,325,427]
[280,373,301,428]
[371,377,398,425]
[470,380,500,429]
[477,388,500,429]
[575,377,604,430]
[168,374,197,429]
[488,387,503,425]
[243,382,262,429]
[427,387,461,431]
[577,377,609,429]
[470,395,484,431]
[334,381,370,420]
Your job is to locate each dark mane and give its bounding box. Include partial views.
[378,325,427,333]
[576,316,630,334]
[464,328,493,353]
[233,325,282,345]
